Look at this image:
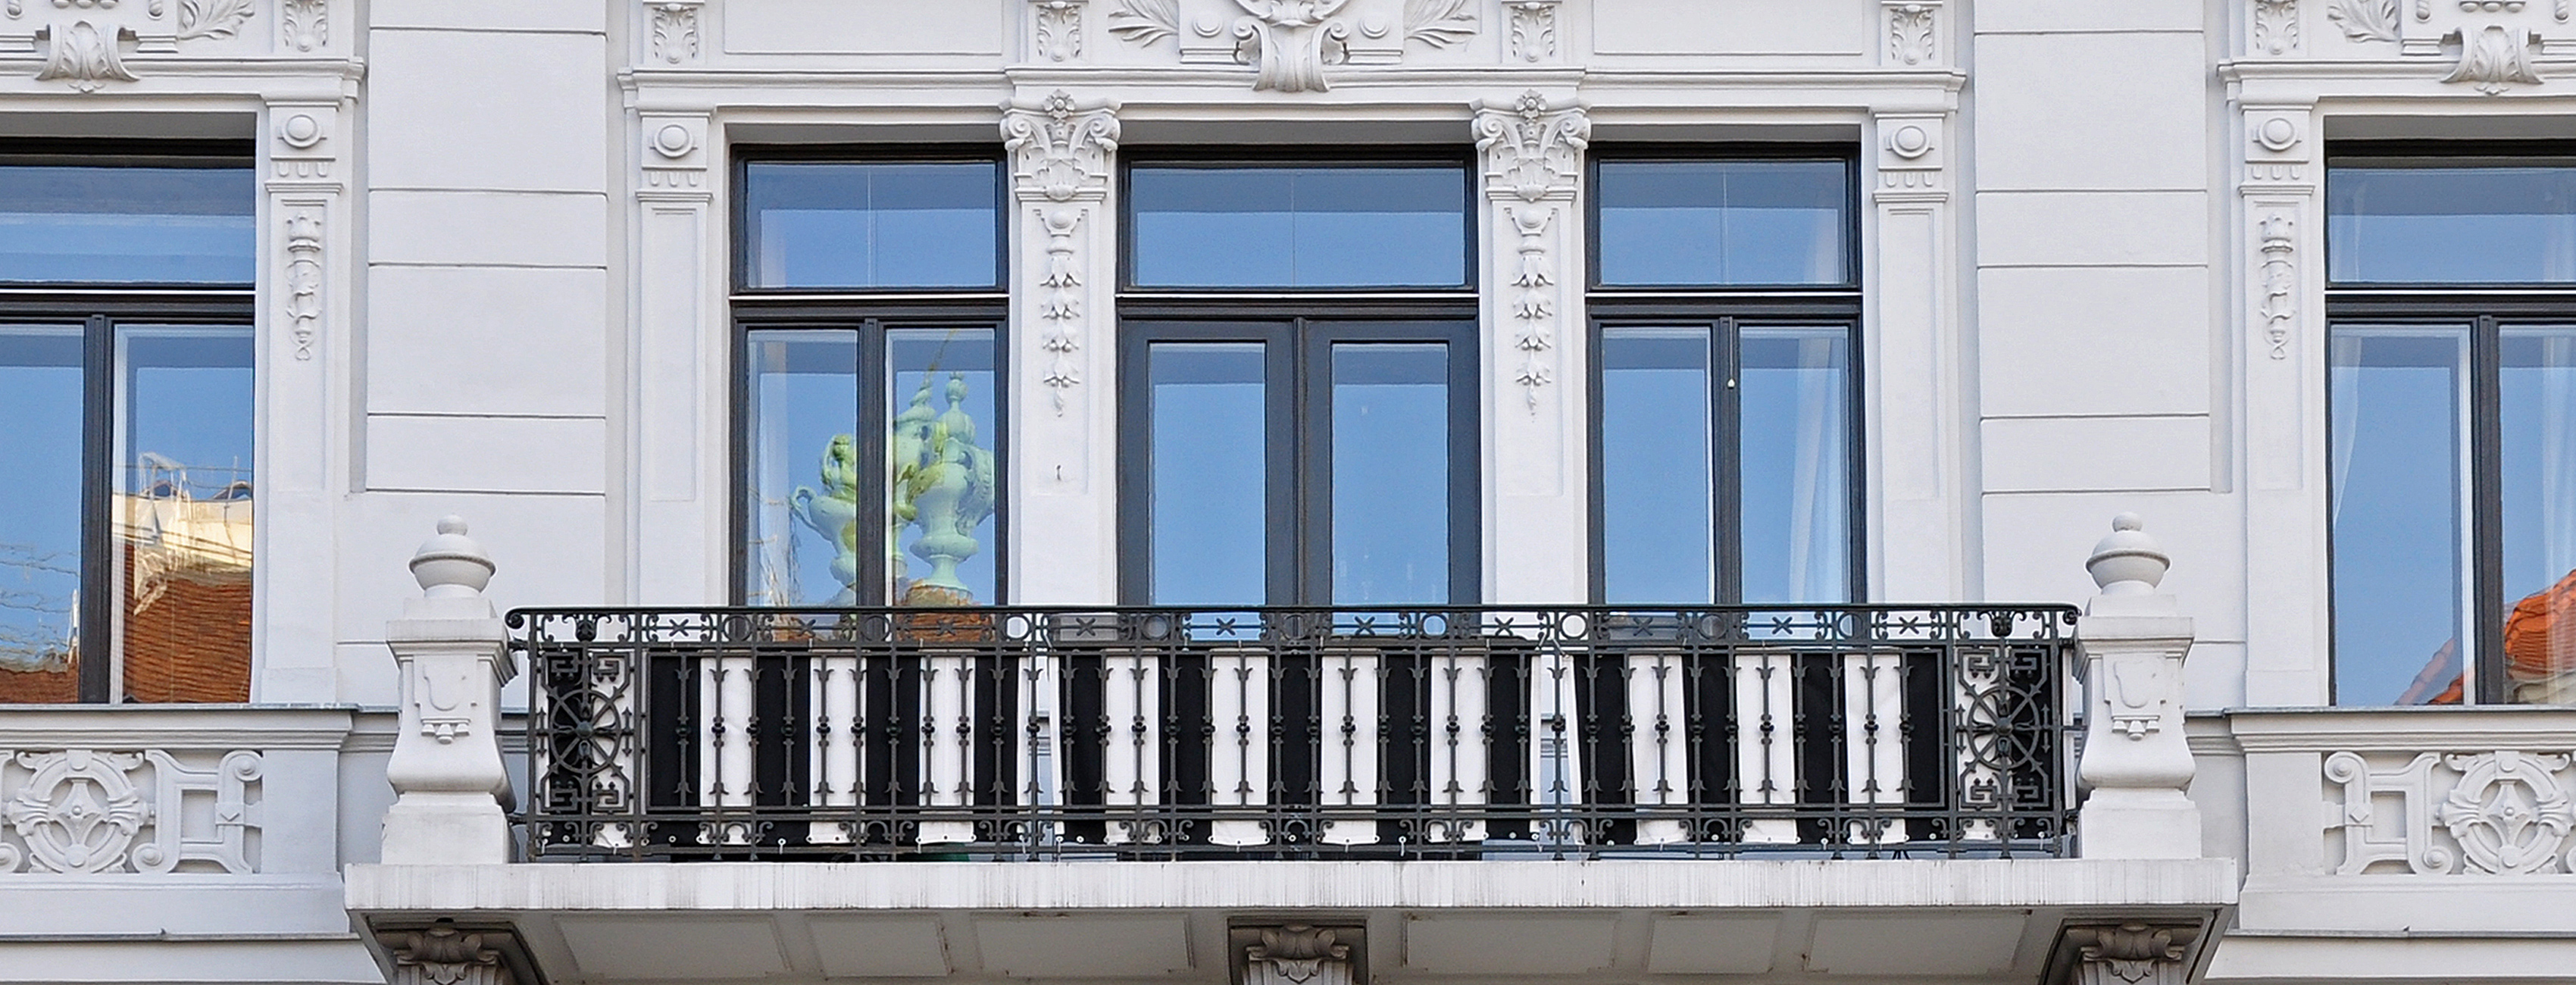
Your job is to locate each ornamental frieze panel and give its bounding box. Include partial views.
[0,747,264,874]
[0,0,325,90]
[1105,0,1482,90]
[2325,749,2576,875]
[2252,0,2574,93]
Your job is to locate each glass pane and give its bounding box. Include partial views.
[0,327,83,702]
[0,166,254,283]
[2502,326,2576,705]
[1599,326,1715,604]
[116,325,254,703]
[1740,327,1852,604]
[1150,342,1268,605]
[1331,343,1449,606]
[746,330,860,606]
[2330,166,2576,283]
[744,162,999,289]
[1597,161,1850,286]
[2331,326,2472,705]
[887,327,999,606]
[1130,166,1469,288]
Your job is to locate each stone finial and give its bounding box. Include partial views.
[2086,512,2169,597]
[411,516,495,598]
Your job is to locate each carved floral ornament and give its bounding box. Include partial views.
[1475,92,1588,411]
[1002,92,1121,413]
[2290,0,2571,94]
[0,748,264,874]
[1107,0,1480,92]
[2,0,261,91]
[2326,748,2576,875]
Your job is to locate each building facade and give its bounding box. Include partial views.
[0,1,2570,982]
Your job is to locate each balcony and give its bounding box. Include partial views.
[513,603,2080,861]
[346,517,2236,985]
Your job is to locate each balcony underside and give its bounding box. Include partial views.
[346,858,2236,984]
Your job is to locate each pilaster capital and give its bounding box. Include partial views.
[641,111,714,199]
[1004,89,1123,203]
[1233,924,1364,985]
[1473,89,1589,203]
[2051,922,2202,985]
[375,919,539,985]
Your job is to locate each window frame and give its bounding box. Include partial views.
[1114,149,1483,605]
[1117,147,1481,295]
[0,139,258,702]
[2321,141,2576,705]
[1583,145,1868,605]
[728,146,1012,606]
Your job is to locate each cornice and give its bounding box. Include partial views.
[0,705,358,751]
[2224,705,2576,752]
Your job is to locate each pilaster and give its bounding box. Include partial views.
[1868,111,1966,601]
[2236,102,2327,705]
[633,110,721,604]
[1474,90,1588,604]
[1004,89,1121,604]
[256,96,351,702]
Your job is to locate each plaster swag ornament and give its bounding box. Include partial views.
[2327,749,2576,874]
[648,2,700,65]
[2253,0,2301,54]
[1038,206,1088,413]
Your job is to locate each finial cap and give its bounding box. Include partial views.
[410,515,495,598]
[2087,512,2169,596]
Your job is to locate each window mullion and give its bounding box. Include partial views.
[858,317,890,606]
[1716,316,1744,605]
[79,313,113,702]
[2472,312,2509,704]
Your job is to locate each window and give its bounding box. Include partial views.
[0,144,256,703]
[1588,152,1863,604]
[737,152,1007,606]
[2327,149,2576,705]
[1118,155,1478,605]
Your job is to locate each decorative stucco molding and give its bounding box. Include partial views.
[280,0,324,52]
[3,0,261,89]
[1031,0,1086,61]
[2327,749,2576,874]
[1504,0,1556,63]
[2069,923,2193,985]
[2302,0,2566,92]
[1005,91,1121,416]
[375,920,536,985]
[2254,0,2301,55]
[0,747,264,874]
[647,1,702,66]
[1234,924,1364,985]
[284,208,323,361]
[1885,1,1940,66]
[1106,0,1482,92]
[1474,91,1587,411]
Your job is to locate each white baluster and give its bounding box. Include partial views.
[1734,651,1801,844]
[1319,648,1380,845]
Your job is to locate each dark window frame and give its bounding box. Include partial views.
[730,144,1011,295]
[2327,139,2576,290]
[0,141,257,702]
[730,147,1013,606]
[1114,149,1483,605]
[1584,146,1868,605]
[1118,147,1481,294]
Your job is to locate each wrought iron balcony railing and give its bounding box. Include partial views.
[514,604,2079,861]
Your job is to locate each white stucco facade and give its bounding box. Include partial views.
[2,2,2574,983]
